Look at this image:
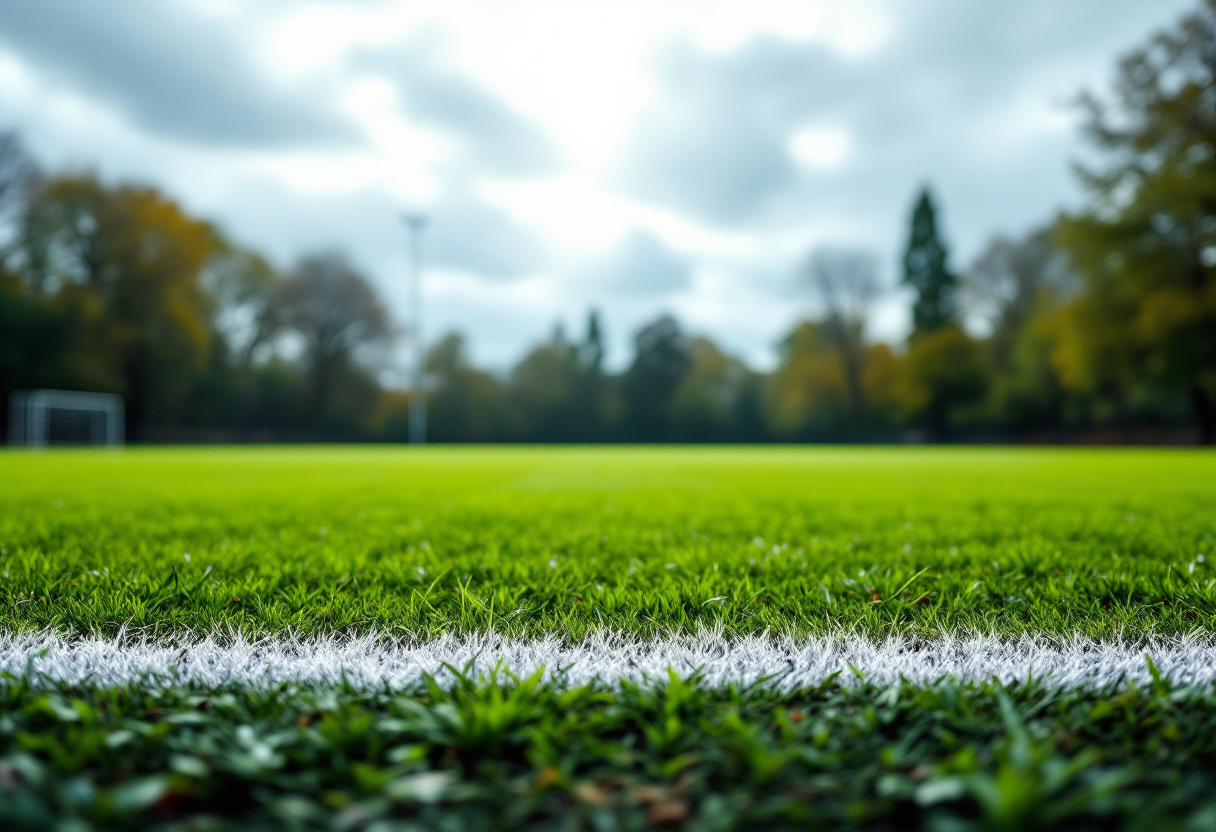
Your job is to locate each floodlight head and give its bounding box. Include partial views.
[401,212,428,230]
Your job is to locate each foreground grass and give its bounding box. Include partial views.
[4,446,1216,830]
[1,446,1215,639]
[3,672,1216,831]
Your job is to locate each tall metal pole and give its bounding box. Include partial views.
[403,213,428,445]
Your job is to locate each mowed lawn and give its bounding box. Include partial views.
[5,446,1216,831]
[1,445,1213,639]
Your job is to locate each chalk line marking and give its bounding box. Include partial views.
[2,630,1215,690]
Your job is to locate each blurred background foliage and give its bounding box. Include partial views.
[2,2,1216,444]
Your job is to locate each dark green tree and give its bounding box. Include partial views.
[577,309,605,374]
[510,328,584,442]
[902,189,957,333]
[423,333,512,442]
[621,314,692,441]
[900,325,987,439]
[572,309,616,439]
[669,336,764,441]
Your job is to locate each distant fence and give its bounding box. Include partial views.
[7,389,124,446]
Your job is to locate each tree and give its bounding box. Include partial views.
[963,228,1074,362]
[765,320,903,441]
[0,131,36,241]
[202,247,283,368]
[804,246,881,433]
[900,326,987,439]
[570,310,619,440]
[669,337,763,441]
[506,312,620,442]
[0,273,70,425]
[902,189,957,334]
[510,330,585,442]
[898,189,984,439]
[280,253,392,427]
[765,321,853,440]
[1055,0,1216,443]
[962,228,1077,430]
[621,314,692,441]
[420,333,512,442]
[8,175,219,437]
[0,134,50,437]
[577,309,605,375]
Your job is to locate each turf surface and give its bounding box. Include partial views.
[5,671,1216,831]
[1,446,1214,639]
[4,446,1216,829]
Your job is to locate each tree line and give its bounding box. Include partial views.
[2,1,1215,444]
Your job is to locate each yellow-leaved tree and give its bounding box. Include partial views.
[15,175,219,436]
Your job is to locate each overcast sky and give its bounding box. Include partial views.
[0,0,1198,372]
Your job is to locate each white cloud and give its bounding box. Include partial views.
[789,125,852,170]
[0,0,1200,370]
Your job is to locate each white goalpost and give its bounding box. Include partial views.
[7,389,124,446]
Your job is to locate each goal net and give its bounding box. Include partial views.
[7,389,124,446]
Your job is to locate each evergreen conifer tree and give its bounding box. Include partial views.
[902,189,957,333]
[578,309,605,374]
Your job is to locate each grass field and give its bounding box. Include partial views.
[3,445,1216,830]
[2,446,1215,639]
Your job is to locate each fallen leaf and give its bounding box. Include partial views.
[648,800,691,825]
[535,766,561,790]
[575,782,611,807]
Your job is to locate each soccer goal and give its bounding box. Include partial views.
[7,389,124,446]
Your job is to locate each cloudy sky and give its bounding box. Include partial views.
[0,0,1197,372]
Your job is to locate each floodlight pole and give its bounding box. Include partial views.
[403,213,429,445]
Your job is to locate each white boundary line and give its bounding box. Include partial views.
[3,630,1216,690]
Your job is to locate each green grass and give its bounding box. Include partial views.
[1,445,1214,639]
[5,671,1216,830]
[5,446,1216,830]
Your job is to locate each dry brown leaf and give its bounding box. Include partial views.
[647,799,691,825]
